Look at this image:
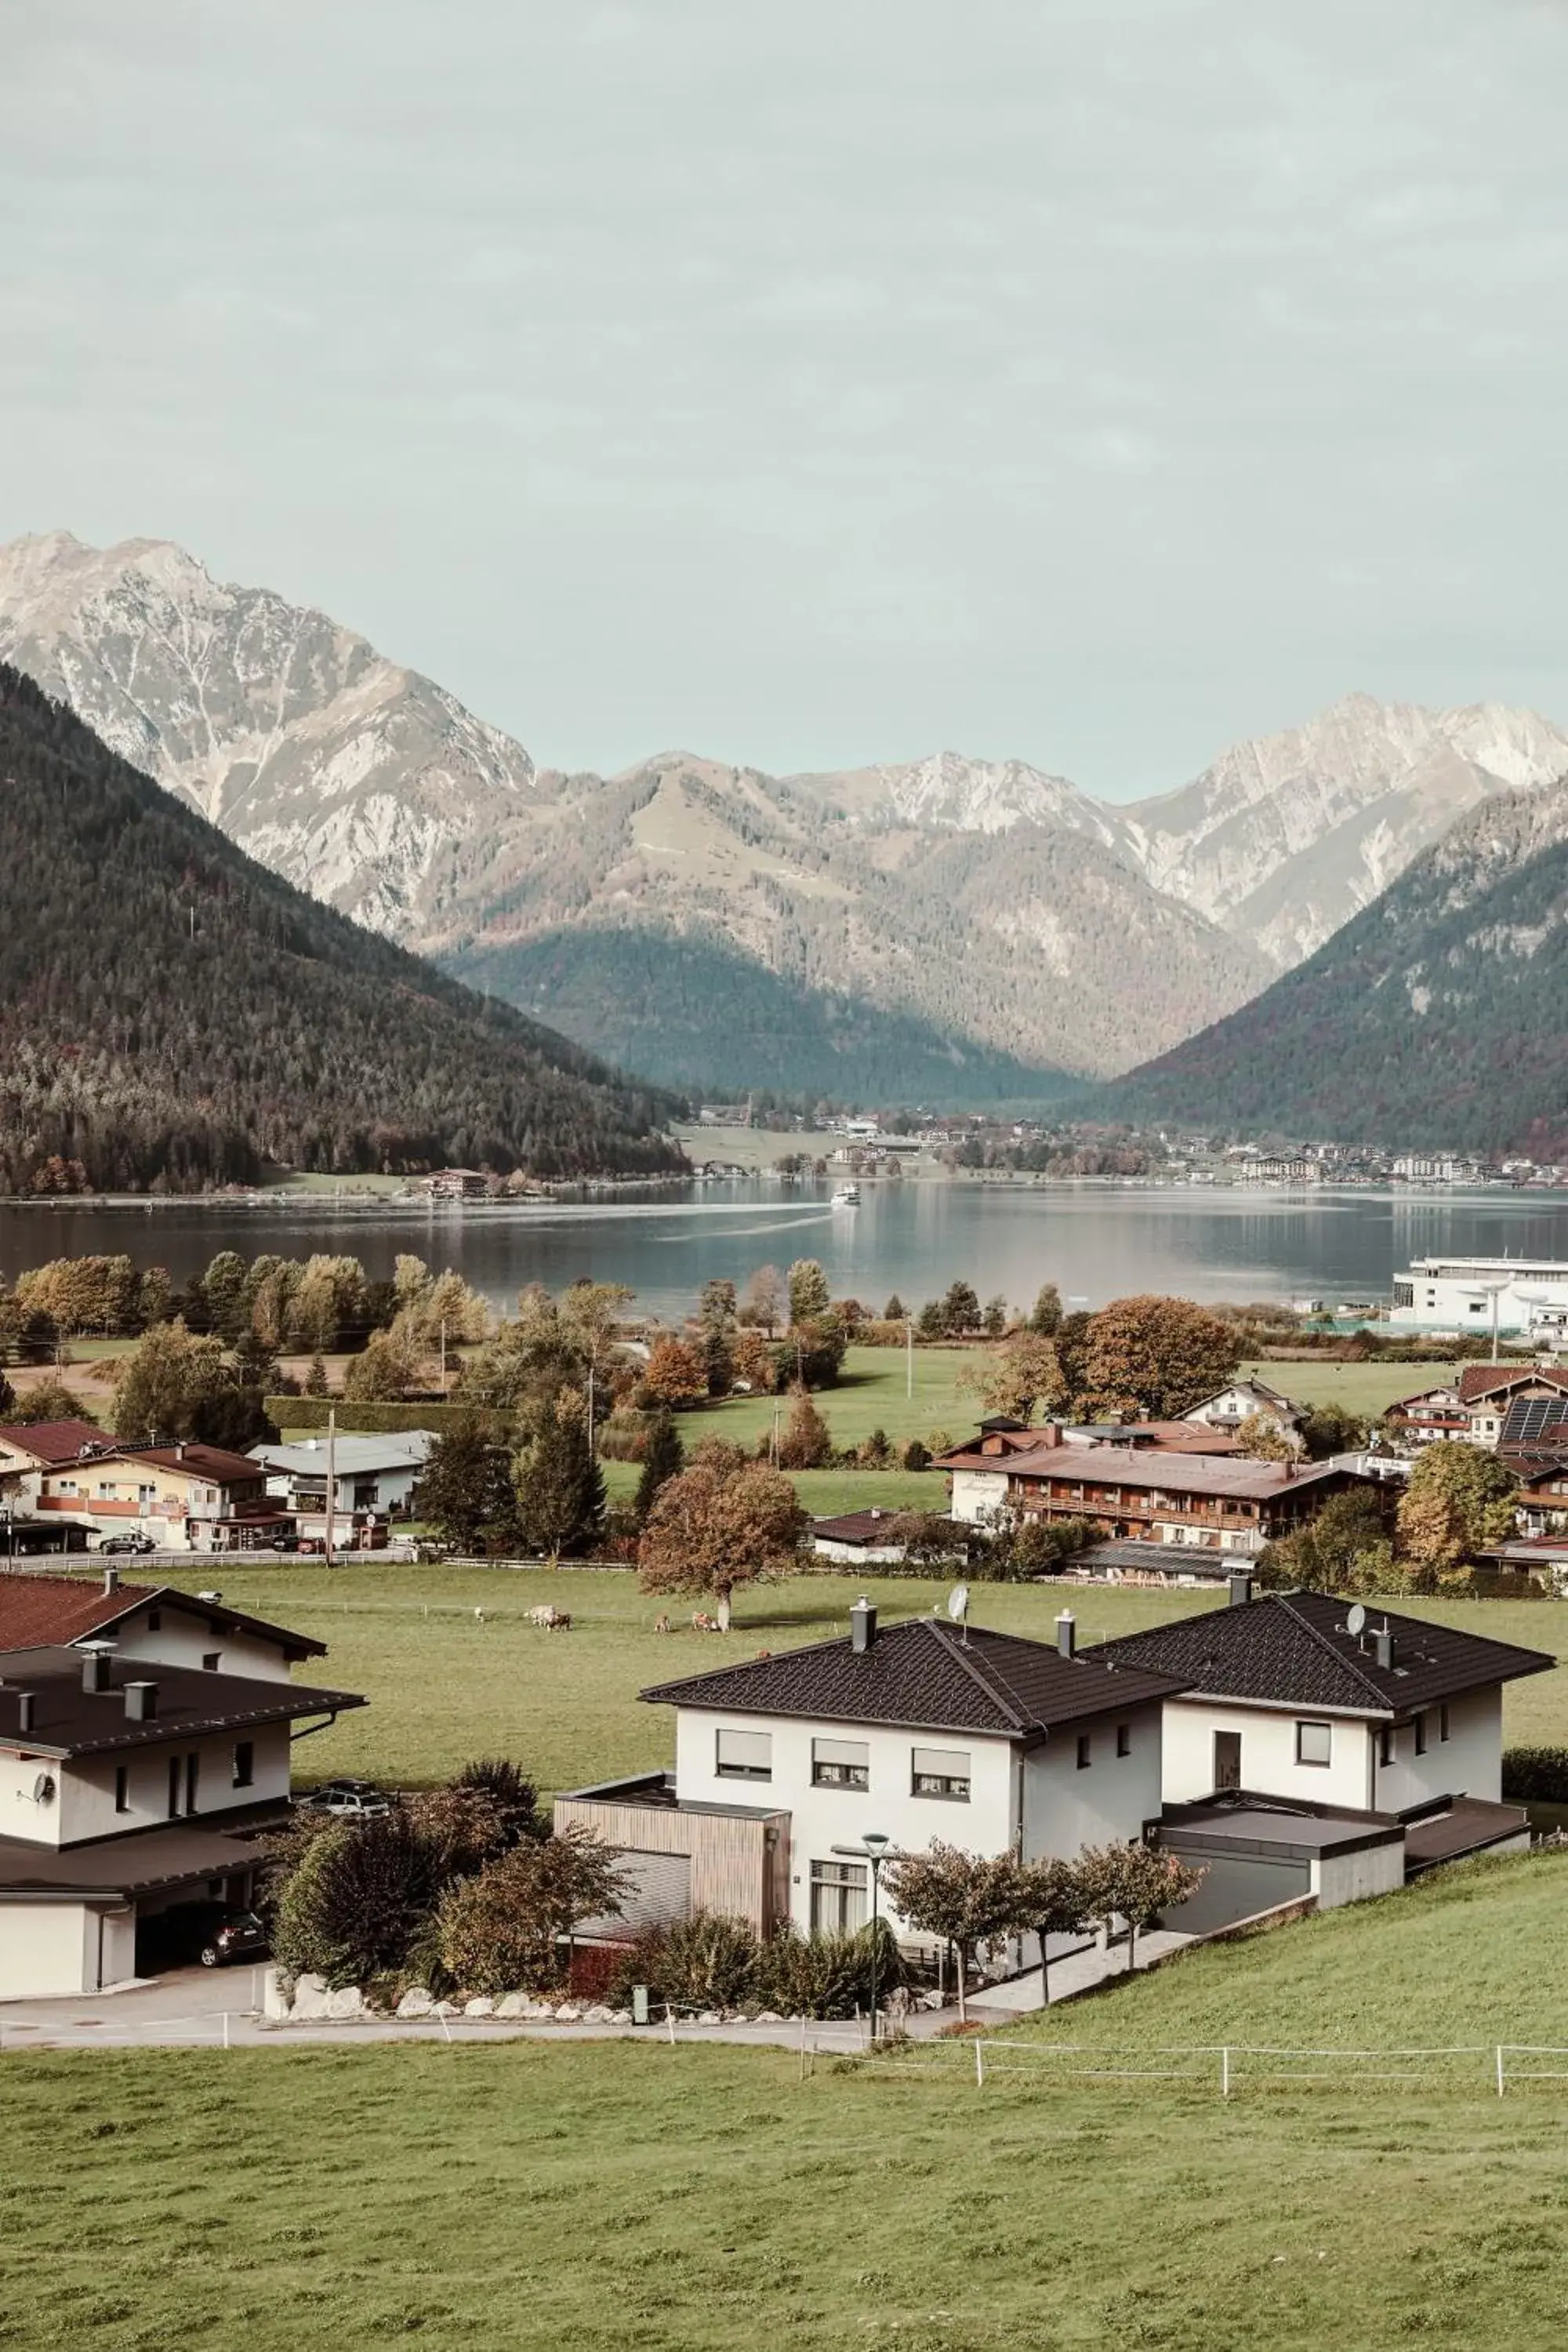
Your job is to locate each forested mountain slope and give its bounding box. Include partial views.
[0,667,680,1191]
[1110,778,1568,1150]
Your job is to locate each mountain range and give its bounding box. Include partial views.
[4,530,1568,1108]
[1112,777,1568,1152]
[0,662,679,1192]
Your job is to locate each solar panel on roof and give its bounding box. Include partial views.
[1501,1397,1568,1446]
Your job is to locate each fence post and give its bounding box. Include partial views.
[1496,2045,1505,2099]
[1221,2045,1230,2101]
[666,2003,676,2046]
[975,2038,985,2089]
[799,2014,808,2083]
[223,2012,230,2052]
[438,2007,452,2044]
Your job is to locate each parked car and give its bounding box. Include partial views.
[198,1910,269,1969]
[299,1779,393,1820]
[100,1532,158,1555]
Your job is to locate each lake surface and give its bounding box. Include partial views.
[5,1182,1568,1322]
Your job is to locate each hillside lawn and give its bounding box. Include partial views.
[143,1562,1567,1793]
[8,1854,1568,2352]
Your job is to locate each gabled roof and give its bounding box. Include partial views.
[250,1434,436,1476]
[1185,1378,1302,1417]
[810,1511,914,1545]
[1456,1363,1568,1406]
[1499,1396,1568,1451]
[114,1443,265,1484]
[641,1615,1189,1739]
[0,1571,327,1661]
[938,1440,1345,1504]
[0,1645,364,1759]
[0,1419,114,1467]
[1087,1591,1555,1719]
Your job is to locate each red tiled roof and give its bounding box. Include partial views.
[114,1443,264,1484]
[1456,1364,1568,1405]
[0,1570,156,1647]
[0,1419,114,1467]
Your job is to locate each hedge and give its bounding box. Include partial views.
[1501,1747,1568,1804]
[266,1397,514,1439]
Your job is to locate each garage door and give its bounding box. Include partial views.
[576,1849,691,1941]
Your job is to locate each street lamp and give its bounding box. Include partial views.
[833,1831,892,2044]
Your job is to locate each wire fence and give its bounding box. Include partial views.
[858,2038,1568,2100]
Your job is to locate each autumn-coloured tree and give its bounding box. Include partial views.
[1012,1856,1091,2005]
[964,1330,1069,1424]
[741,1265,784,1336]
[1397,1444,1519,1584]
[775,1382,833,1469]
[882,1842,1028,2022]
[637,1453,808,1630]
[642,1333,709,1409]
[1233,1413,1298,1461]
[341,1324,423,1401]
[1076,1294,1240,1421]
[1075,1841,1205,1973]
[732,1329,776,1392]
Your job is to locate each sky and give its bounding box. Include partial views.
[4,0,1567,795]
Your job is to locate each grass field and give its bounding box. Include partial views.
[144,1562,1568,1792]
[8,1856,1568,2350]
[1236,1356,1457,1417]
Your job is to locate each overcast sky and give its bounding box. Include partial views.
[4,2,1566,793]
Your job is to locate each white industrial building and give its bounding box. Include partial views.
[1390,1255,1568,1343]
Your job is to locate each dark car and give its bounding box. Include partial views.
[198,1910,269,1969]
[100,1532,158,1555]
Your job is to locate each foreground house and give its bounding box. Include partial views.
[557,1599,1186,1947]
[1089,1584,1552,1822]
[0,1567,327,1683]
[0,1642,364,1998]
[937,1425,1363,1557]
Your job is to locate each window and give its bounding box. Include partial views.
[1439,1704,1450,1744]
[1116,1724,1131,1759]
[811,1737,869,1791]
[1076,1734,1092,1771]
[911,1746,971,1801]
[1378,1726,1394,1768]
[185,1753,201,1814]
[1414,1713,1428,1757]
[147,1610,162,1632]
[233,1740,254,1790]
[810,1859,867,1935]
[715,1726,771,1782]
[168,1755,182,1818]
[114,1765,129,1814]
[202,1652,220,1673]
[1296,1720,1333,1767]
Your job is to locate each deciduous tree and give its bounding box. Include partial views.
[1077,1294,1240,1421]
[1397,1444,1519,1584]
[642,1333,708,1409]
[435,1827,630,1995]
[775,1382,833,1469]
[1013,1855,1090,2005]
[964,1330,1069,1424]
[882,1841,1027,2022]
[787,1258,831,1325]
[1074,1841,1205,1973]
[637,1454,808,1630]
[741,1265,784,1336]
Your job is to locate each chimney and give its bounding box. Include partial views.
[1374,1629,1396,1671]
[850,1596,877,1653]
[124,1679,158,1722]
[16,1691,35,1736]
[80,1646,114,1694]
[1039,1423,1062,1450]
[103,1565,121,1596]
[1055,1610,1076,1659]
[1227,1571,1254,1608]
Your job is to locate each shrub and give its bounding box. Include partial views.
[612,1912,762,2011]
[595,1407,656,1462]
[1502,1748,1568,1803]
[272,1814,453,1987]
[901,1438,931,1472]
[758,1920,904,2018]
[434,1827,630,1996]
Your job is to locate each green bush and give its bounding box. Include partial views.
[1502,1748,1568,1803]
[605,1915,904,2018]
[272,1814,452,1987]
[266,1396,514,1437]
[757,1918,904,2018]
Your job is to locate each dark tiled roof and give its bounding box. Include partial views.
[1087,1591,1555,1718]
[0,1419,114,1466]
[811,1512,916,1544]
[0,1573,327,1661]
[641,1615,1189,1737]
[0,1645,364,1758]
[937,1440,1346,1503]
[116,1443,265,1483]
[0,1809,285,1900]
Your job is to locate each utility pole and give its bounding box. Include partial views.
[906,1316,914,1403]
[324,1405,336,1568]
[586,1364,596,1457]
[439,1316,448,1395]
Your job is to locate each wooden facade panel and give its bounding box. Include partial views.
[554,1798,789,1936]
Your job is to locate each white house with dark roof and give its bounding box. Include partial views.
[557,1600,1188,1947]
[1182,1378,1305,1435]
[0,1566,327,1683]
[0,1640,364,1998]
[1088,1584,1552,1830]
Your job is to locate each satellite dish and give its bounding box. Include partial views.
[32,1773,56,1805]
[947,1584,971,1624]
[1345,1602,1367,1638]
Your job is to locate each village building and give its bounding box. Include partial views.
[0,1633,363,1998]
[809,1508,920,1566]
[557,1600,1186,1951]
[1181,1377,1305,1436]
[0,1566,327,1682]
[249,1432,435,1541]
[1388,1363,1568,1451]
[1088,1584,1550,1830]
[935,1424,1363,1556]
[5,1440,283,1554]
